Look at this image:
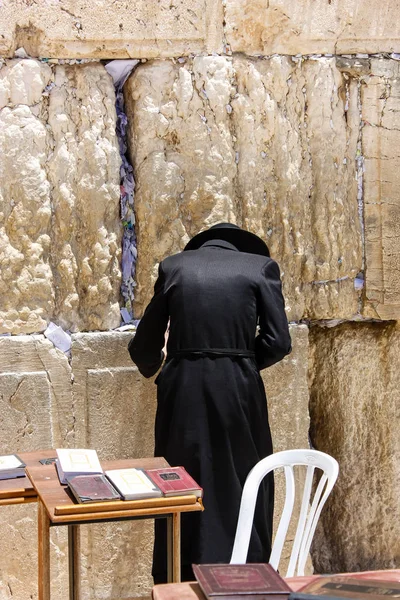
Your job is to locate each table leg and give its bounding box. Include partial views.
[172,512,181,583]
[68,525,81,600]
[38,502,50,600]
[166,515,173,583]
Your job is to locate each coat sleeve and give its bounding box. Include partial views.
[128,262,169,378]
[255,259,292,370]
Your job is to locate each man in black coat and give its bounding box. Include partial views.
[128,223,291,583]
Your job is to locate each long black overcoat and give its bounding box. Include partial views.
[128,239,291,582]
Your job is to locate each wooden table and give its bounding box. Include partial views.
[0,449,57,506]
[26,457,204,600]
[151,569,400,600]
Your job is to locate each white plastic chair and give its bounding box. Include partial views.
[230,449,339,577]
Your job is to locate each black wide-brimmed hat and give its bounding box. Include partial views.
[184,223,270,257]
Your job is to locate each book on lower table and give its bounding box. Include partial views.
[193,563,292,600]
[290,576,400,600]
[0,454,26,480]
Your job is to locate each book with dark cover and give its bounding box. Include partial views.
[0,454,26,480]
[67,474,122,503]
[192,563,292,600]
[291,577,400,600]
[145,466,203,498]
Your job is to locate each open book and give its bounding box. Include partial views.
[56,449,103,485]
[0,454,26,480]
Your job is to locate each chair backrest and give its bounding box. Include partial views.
[230,449,339,577]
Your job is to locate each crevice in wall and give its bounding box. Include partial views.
[104,60,140,325]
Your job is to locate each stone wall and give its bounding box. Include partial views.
[0,0,400,598]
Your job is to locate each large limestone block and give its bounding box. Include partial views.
[361,59,400,320]
[0,0,223,59]
[47,63,122,331]
[0,59,121,334]
[0,60,54,334]
[0,334,72,600]
[125,56,362,321]
[225,0,400,55]
[0,334,73,447]
[71,332,157,598]
[309,322,400,572]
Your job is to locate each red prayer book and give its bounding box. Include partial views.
[192,563,292,600]
[145,466,203,498]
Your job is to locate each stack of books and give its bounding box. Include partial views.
[55,448,203,504]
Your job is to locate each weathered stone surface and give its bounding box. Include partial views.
[263,324,312,574]
[47,63,121,332]
[0,334,73,447]
[0,59,121,334]
[125,56,362,321]
[0,335,71,600]
[0,0,223,59]
[0,504,68,600]
[71,331,157,598]
[309,322,400,572]
[362,59,400,320]
[225,0,400,55]
[0,60,54,334]
[265,325,309,453]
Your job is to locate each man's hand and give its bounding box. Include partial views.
[162,322,170,359]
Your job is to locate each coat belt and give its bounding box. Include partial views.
[168,348,255,358]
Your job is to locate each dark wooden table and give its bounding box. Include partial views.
[152,569,400,600]
[26,457,204,600]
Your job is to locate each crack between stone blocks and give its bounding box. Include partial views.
[33,337,58,443]
[356,78,366,315]
[221,0,230,56]
[378,78,391,127]
[226,62,242,224]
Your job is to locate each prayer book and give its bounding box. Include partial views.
[55,448,103,485]
[193,563,292,599]
[0,454,26,480]
[67,474,121,503]
[290,576,400,600]
[105,468,163,500]
[145,466,203,498]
